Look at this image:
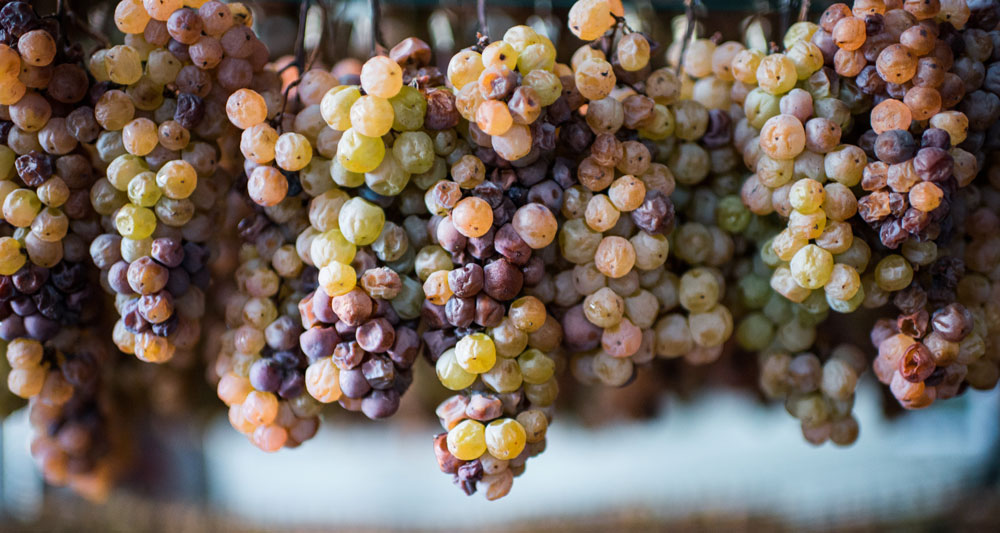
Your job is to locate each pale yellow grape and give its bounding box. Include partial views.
[360,56,403,99]
[0,237,26,275]
[3,189,41,227]
[517,43,556,73]
[522,69,563,106]
[144,0,184,21]
[756,53,797,95]
[274,132,312,172]
[309,228,356,268]
[455,333,497,374]
[484,419,527,461]
[575,58,616,101]
[759,114,806,160]
[568,0,616,41]
[790,244,834,289]
[105,45,143,85]
[447,50,485,89]
[436,348,476,391]
[349,95,394,138]
[338,197,385,246]
[240,123,278,164]
[337,128,384,173]
[320,86,359,131]
[116,0,152,34]
[318,261,356,297]
[482,41,518,69]
[447,419,486,461]
[156,160,197,199]
[502,25,541,53]
[107,154,149,190]
[492,124,532,161]
[127,171,161,207]
[123,117,158,156]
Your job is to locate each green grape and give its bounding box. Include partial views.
[517,349,555,385]
[127,171,162,207]
[716,195,751,233]
[115,203,157,240]
[364,152,410,196]
[330,159,365,188]
[338,197,385,246]
[389,86,426,131]
[107,154,148,191]
[736,312,774,351]
[391,131,434,174]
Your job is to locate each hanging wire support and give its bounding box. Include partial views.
[798,0,811,22]
[477,0,490,41]
[303,1,328,72]
[370,0,387,55]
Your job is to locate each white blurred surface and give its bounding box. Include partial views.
[201,380,1000,529]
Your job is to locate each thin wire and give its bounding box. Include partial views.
[676,0,696,76]
[370,0,386,54]
[477,0,489,41]
[304,1,327,72]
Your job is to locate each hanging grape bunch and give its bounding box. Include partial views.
[0,0,997,506]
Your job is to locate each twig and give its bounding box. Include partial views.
[293,0,309,69]
[676,0,695,76]
[477,0,489,41]
[57,0,110,49]
[798,0,811,22]
[276,79,301,134]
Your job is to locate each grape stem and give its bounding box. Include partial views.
[798,0,811,22]
[292,0,310,70]
[58,0,110,50]
[612,14,634,34]
[676,0,696,76]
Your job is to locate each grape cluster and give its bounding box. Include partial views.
[90,0,259,363]
[215,222,321,452]
[293,39,452,420]
[760,344,866,446]
[417,24,582,496]
[23,335,121,501]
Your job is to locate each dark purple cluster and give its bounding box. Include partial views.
[298,258,420,419]
[0,262,98,342]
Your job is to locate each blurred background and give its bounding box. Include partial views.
[2,0,1000,531]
